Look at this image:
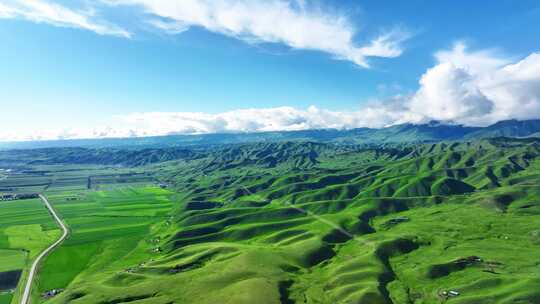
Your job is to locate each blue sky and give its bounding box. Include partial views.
[1,0,540,140]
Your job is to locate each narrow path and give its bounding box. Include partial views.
[20,194,69,304]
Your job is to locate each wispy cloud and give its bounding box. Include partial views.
[103,0,410,67]
[0,0,130,37]
[359,28,411,58]
[146,18,189,34]
[1,0,410,67]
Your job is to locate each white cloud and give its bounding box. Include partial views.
[407,43,540,125]
[0,2,16,17]
[479,52,540,122]
[1,0,410,67]
[0,0,130,37]
[408,63,494,124]
[103,0,410,67]
[434,41,510,73]
[359,28,411,58]
[2,43,540,142]
[146,18,189,34]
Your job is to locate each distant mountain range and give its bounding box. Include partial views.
[1,119,539,150]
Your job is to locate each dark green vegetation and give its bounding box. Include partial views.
[1,130,539,303]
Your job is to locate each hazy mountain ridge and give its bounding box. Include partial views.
[1,120,539,168]
[1,119,539,151]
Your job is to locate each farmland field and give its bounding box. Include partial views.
[0,161,169,304]
[0,199,61,304]
[34,186,174,303]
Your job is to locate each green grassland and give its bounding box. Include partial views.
[26,138,536,304]
[1,137,539,303]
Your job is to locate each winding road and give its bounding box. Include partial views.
[20,194,69,304]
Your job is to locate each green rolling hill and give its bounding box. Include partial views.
[29,137,539,304]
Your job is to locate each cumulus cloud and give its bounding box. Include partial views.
[406,43,540,125]
[0,106,406,142]
[434,42,510,73]
[102,0,410,67]
[114,43,536,134]
[407,62,495,124]
[0,0,130,37]
[118,107,373,135]
[2,43,540,142]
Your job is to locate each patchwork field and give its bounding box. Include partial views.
[0,163,155,195]
[0,161,166,303]
[34,186,174,303]
[0,199,61,304]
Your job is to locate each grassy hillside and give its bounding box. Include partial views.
[33,137,540,304]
